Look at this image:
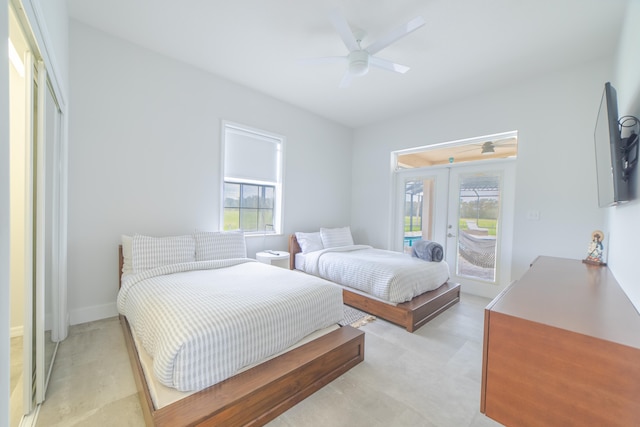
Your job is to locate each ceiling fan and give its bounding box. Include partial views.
[460,138,518,155]
[302,10,425,88]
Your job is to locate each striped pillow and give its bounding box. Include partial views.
[194,231,247,261]
[131,234,196,273]
[121,234,133,277]
[320,226,354,248]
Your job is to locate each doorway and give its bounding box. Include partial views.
[393,133,516,298]
[444,162,515,296]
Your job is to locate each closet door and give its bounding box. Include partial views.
[21,51,37,417]
[35,68,62,404]
[10,2,68,421]
[35,60,61,404]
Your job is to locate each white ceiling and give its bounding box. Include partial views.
[66,0,628,129]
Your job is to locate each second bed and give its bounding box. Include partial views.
[289,228,461,332]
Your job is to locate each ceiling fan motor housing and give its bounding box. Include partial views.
[348,50,370,76]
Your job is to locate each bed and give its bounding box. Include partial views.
[289,227,461,332]
[117,232,364,426]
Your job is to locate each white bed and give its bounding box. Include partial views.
[295,245,450,303]
[290,227,461,332]
[118,232,364,426]
[119,259,344,392]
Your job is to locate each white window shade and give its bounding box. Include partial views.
[224,128,280,182]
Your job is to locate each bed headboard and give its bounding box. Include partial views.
[118,245,123,289]
[288,234,301,270]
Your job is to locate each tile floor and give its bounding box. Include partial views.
[35,293,503,427]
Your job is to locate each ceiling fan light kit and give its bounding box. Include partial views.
[348,50,370,76]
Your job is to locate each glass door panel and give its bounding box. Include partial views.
[446,161,515,297]
[453,172,501,282]
[395,168,448,253]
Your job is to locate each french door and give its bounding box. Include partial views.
[395,160,515,298]
[394,168,448,254]
[445,162,515,297]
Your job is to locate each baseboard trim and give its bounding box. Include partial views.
[69,302,118,325]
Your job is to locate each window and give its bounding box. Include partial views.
[221,122,284,234]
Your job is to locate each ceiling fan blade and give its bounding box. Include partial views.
[298,56,347,66]
[339,70,353,88]
[491,137,518,146]
[329,9,360,52]
[365,16,425,56]
[370,57,410,74]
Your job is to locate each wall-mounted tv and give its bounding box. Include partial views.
[594,82,639,207]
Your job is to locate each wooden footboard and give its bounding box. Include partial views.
[343,282,461,332]
[120,316,364,427]
[288,234,461,332]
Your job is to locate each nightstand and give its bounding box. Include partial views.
[256,251,290,269]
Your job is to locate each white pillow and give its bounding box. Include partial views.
[131,234,196,273]
[121,235,133,277]
[320,226,354,248]
[295,231,324,254]
[194,231,247,261]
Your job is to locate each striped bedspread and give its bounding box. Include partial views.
[298,245,450,303]
[117,259,343,392]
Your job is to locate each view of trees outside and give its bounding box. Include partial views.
[223,182,274,232]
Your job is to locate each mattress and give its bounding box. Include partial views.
[118,259,343,392]
[295,245,450,303]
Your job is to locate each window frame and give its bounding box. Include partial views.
[220,121,284,235]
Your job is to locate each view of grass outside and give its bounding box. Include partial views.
[405,216,498,235]
[223,209,273,232]
[404,216,422,233]
[459,218,497,236]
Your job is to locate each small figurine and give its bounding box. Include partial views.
[585,230,605,265]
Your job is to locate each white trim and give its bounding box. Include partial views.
[19,0,67,107]
[69,302,118,326]
[10,326,23,338]
[2,3,11,427]
[35,59,46,405]
[19,401,39,427]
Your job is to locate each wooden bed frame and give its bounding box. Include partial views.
[118,246,365,426]
[288,235,461,333]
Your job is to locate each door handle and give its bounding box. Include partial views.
[447,233,456,238]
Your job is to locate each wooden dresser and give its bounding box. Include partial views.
[481,256,640,427]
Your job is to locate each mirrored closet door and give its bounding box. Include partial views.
[9,2,67,425]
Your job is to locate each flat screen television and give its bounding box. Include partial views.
[594,82,638,207]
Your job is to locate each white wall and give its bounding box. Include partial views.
[67,21,353,324]
[608,0,640,312]
[352,59,611,295]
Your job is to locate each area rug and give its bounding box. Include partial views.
[340,305,376,328]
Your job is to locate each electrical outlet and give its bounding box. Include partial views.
[526,210,540,221]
